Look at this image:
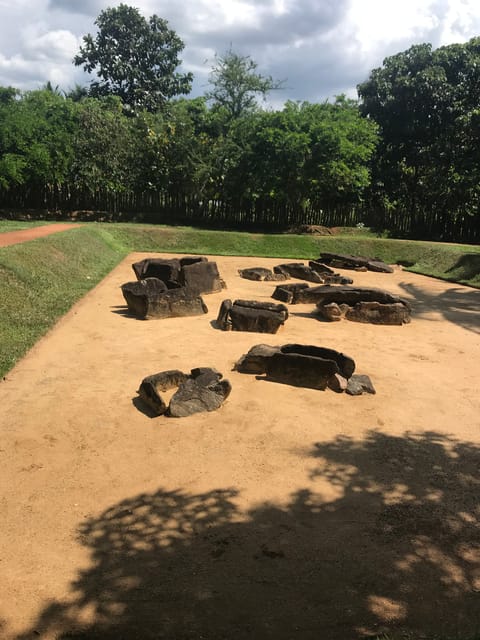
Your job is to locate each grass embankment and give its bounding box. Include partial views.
[102,222,480,288]
[1,222,479,378]
[0,226,127,377]
[0,219,52,232]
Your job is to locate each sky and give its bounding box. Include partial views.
[1,0,480,106]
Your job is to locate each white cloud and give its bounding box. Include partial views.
[0,0,480,100]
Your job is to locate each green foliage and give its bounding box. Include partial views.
[0,226,127,377]
[0,89,77,189]
[71,96,137,194]
[74,4,193,112]
[358,38,480,233]
[206,49,284,121]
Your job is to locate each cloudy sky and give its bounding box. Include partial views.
[1,0,480,105]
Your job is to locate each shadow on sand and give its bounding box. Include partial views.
[16,431,480,640]
[398,281,480,334]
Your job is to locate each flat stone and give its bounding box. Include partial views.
[319,252,394,273]
[274,263,324,283]
[346,374,376,395]
[169,377,231,417]
[265,352,339,390]
[345,301,411,325]
[234,344,281,374]
[238,267,288,281]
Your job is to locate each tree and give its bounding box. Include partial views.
[205,49,283,121]
[74,4,193,112]
[358,39,480,236]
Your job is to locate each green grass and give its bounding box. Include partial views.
[101,222,480,287]
[0,219,52,232]
[0,226,127,377]
[1,222,479,378]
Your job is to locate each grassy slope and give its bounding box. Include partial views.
[1,222,479,378]
[0,226,127,377]
[0,219,52,232]
[103,223,480,288]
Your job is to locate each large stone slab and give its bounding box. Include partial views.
[179,260,226,296]
[121,279,208,320]
[217,299,289,333]
[238,267,288,282]
[235,343,356,390]
[319,252,394,273]
[274,263,325,283]
[312,286,411,325]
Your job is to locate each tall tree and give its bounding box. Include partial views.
[74,4,193,112]
[358,38,480,235]
[205,49,283,121]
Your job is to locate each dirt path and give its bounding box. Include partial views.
[1,254,479,640]
[0,223,82,247]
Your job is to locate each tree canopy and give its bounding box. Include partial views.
[74,4,192,112]
[205,49,284,121]
[358,38,480,235]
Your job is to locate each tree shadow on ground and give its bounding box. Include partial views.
[17,431,480,640]
[398,281,480,334]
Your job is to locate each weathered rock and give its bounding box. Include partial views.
[227,300,288,333]
[310,286,411,325]
[121,280,208,320]
[132,258,181,283]
[238,267,288,282]
[180,260,226,296]
[235,343,356,391]
[280,344,355,379]
[319,252,394,273]
[274,263,324,283]
[265,352,340,390]
[345,301,411,325]
[308,260,335,275]
[216,299,233,330]
[179,256,207,267]
[137,367,231,417]
[271,283,310,303]
[328,373,348,393]
[169,373,232,417]
[234,344,281,374]
[137,369,189,416]
[311,285,410,308]
[346,374,376,395]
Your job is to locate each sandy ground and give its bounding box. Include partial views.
[0,224,82,248]
[1,253,479,640]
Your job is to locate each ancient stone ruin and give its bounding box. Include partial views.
[238,261,353,285]
[235,343,375,395]
[238,267,288,282]
[121,255,226,320]
[272,284,411,325]
[137,367,231,417]
[311,286,411,325]
[121,278,208,320]
[318,252,394,273]
[132,256,226,295]
[216,299,288,333]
